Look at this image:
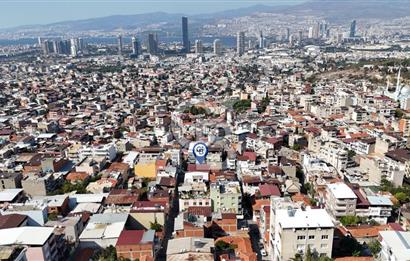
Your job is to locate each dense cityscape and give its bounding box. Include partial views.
[0,2,410,261]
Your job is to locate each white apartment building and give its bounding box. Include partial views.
[325,183,357,218]
[79,143,117,162]
[319,142,348,171]
[272,207,334,261]
[379,231,410,261]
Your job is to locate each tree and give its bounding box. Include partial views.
[340,215,366,226]
[394,192,408,203]
[184,105,207,115]
[257,96,270,114]
[305,246,314,261]
[233,99,251,113]
[367,240,381,257]
[395,108,404,119]
[215,240,236,251]
[335,236,363,257]
[347,150,356,159]
[291,251,333,261]
[91,245,117,261]
[292,144,302,151]
[291,253,303,261]
[150,222,163,232]
[48,212,58,221]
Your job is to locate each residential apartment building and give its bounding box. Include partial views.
[319,142,348,171]
[379,231,410,261]
[0,227,66,261]
[78,144,117,162]
[210,181,242,214]
[272,207,334,261]
[325,183,357,218]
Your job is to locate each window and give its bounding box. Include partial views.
[297,236,305,240]
[309,235,315,240]
[321,235,328,240]
[321,244,328,249]
[296,244,305,251]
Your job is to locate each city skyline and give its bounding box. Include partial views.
[0,0,306,29]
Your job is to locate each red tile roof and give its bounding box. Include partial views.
[116,230,144,246]
[243,151,257,161]
[0,214,27,229]
[258,184,281,197]
[66,172,89,182]
[188,206,212,217]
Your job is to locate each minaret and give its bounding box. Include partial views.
[385,78,390,94]
[395,68,402,100]
[362,81,367,92]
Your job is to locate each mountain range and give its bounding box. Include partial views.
[2,0,410,34]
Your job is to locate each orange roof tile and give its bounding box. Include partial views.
[252,199,270,212]
[66,172,89,182]
[346,224,391,238]
[216,236,257,261]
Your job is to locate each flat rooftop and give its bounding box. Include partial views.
[327,183,357,199]
[276,208,334,229]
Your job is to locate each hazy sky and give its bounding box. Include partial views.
[0,0,306,28]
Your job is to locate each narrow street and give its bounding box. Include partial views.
[155,167,184,261]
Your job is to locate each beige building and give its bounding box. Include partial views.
[319,141,348,171]
[325,183,357,218]
[272,207,334,261]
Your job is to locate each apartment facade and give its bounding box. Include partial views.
[272,207,334,261]
[325,183,357,218]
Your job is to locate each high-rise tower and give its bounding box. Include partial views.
[117,35,123,55]
[259,31,264,49]
[147,33,158,55]
[182,17,190,53]
[213,39,223,55]
[194,40,203,54]
[350,20,357,38]
[132,37,140,56]
[237,31,245,56]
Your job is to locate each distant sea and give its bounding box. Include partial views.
[0,36,237,47]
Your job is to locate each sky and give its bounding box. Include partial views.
[0,0,306,28]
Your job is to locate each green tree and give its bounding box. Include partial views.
[215,240,237,251]
[395,108,404,119]
[48,212,58,221]
[335,236,363,257]
[257,97,270,114]
[395,192,408,203]
[347,150,356,159]
[292,144,302,151]
[367,240,381,257]
[340,215,366,226]
[233,99,251,113]
[317,257,333,261]
[305,246,314,261]
[290,253,303,261]
[91,245,117,261]
[150,222,163,232]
